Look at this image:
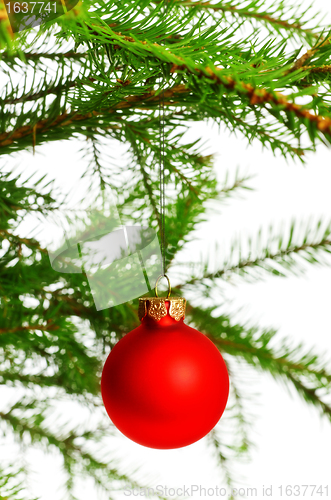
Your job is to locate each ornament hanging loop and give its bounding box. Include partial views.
[155,274,171,298]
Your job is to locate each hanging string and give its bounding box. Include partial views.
[159,0,169,277]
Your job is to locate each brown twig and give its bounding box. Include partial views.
[0,84,189,148]
[0,50,89,61]
[0,322,59,335]
[169,62,331,135]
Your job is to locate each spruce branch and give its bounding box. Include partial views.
[0,84,188,153]
[285,37,331,88]
[0,462,36,500]
[217,169,253,200]
[227,115,309,161]
[302,65,331,77]
[170,0,321,42]
[0,404,144,497]
[0,322,59,335]
[0,369,92,398]
[0,50,89,62]
[169,61,331,139]
[1,78,95,106]
[289,35,331,73]
[0,79,311,160]
[180,220,331,286]
[0,229,47,253]
[3,35,330,157]
[209,336,331,384]
[206,362,255,497]
[81,134,107,191]
[286,373,331,419]
[62,13,331,145]
[188,306,331,421]
[207,429,238,499]
[1,0,331,494]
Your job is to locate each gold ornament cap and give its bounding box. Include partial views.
[138,296,187,322]
[138,274,186,322]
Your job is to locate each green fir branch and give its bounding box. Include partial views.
[168,0,323,43]
[1,0,331,495]
[187,306,331,420]
[180,219,331,286]
[0,463,37,500]
[0,402,143,498]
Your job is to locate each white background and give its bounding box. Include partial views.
[2,0,331,499]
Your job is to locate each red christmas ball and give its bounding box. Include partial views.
[101,297,229,449]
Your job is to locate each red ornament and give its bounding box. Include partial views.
[101,294,229,449]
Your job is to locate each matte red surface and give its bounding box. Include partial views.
[101,306,230,449]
